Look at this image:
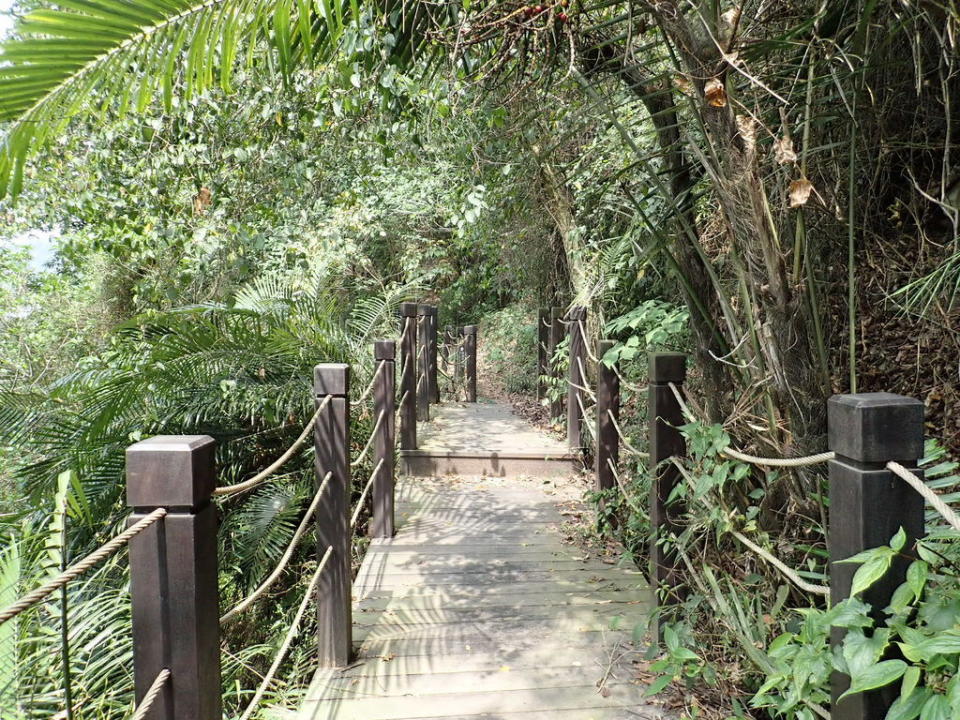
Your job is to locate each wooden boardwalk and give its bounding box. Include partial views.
[285,403,667,720]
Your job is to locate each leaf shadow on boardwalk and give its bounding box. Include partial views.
[287,468,673,720]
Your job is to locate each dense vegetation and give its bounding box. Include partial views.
[2,0,960,718]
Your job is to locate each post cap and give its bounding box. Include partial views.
[126,435,216,509]
[418,304,437,316]
[314,363,350,396]
[649,353,686,383]
[400,302,418,316]
[828,393,924,463]
[374,340,395,361]
[463,325,478,335]
[567,306,587,320]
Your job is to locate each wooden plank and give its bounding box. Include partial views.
[355,589,650,611]
[296,683,658,720]
[309,665,648,699]
[288,448,667,720]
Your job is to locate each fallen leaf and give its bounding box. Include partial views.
[774,136,797,164]
[789,178,815,208]
[704,78,727,107]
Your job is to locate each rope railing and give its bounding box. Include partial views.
[670,456,831,596]
[237,545,334,720]
[129,668,171,720]
[888,461,960,532]
[395,390,410,419]
[354,360,386,406]
[575,393,597,442]
[0,507,168,626]
[351,409,386,468]
[730,529,830,597]
[607,409,649,458]
[612,364,647,395]
[578,321,601,365]
[606,458,645,515]
[665,382,835,469]
[350,458,384,529]
[213,395,332,497]
[220,472,333,624]
[575,357,597,400]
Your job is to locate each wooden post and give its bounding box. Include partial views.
[595,340,619,492]
[427,305,440,404]
[372,341,396,538]
[126,436,221,720]
[828,393,925,720]
[566,306,587,449]
[314,364,351,667]
[416,305,431,422]
[548,308,564,423]
[463,325,477,402]
[537,309,549,402]
[399,302,417,450]
[649,352,686,643]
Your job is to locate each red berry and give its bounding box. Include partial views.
[557,11,568,21]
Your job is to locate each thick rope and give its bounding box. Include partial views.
[220,472,332,624]
[575,357,598,400]
[575,393,597,442]
[611,364,647,395]
[0,508,167,626]
[730,530,830,596]
[722,447,836,468]
[354,360,385,406]
[214,395,332,497]
[395,390,410,420]
[665,382,834,469]
[888,461,960,532]
[577,321,601,364]
[129,668,170,720]
[606,409,649,458]
[351,410,386,468]
[606,458,645,515]
[350,458,384,529]
[668,457,830,596]
[237,545,333,720]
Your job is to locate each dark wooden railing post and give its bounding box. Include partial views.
[313,363,351,667]
[399,302,417,450]
[416,304,431,421]
[427,305,440,404]
[126,436,221,720]
[372,341,396,538]
[649,352,686,644]
[566,306,587,449]
[828,393,925,720]
[537,309,549,402]
[463,325,477,402]
[595,340,619,493]
[548,308,564,423]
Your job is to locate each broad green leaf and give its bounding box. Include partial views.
[839,659,907,700]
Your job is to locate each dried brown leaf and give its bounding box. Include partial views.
[774,136,797,164]
[704,78,727,108]
[789,178,815,208]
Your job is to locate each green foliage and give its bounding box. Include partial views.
[482,304,537,395]
[603,301,689,363]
